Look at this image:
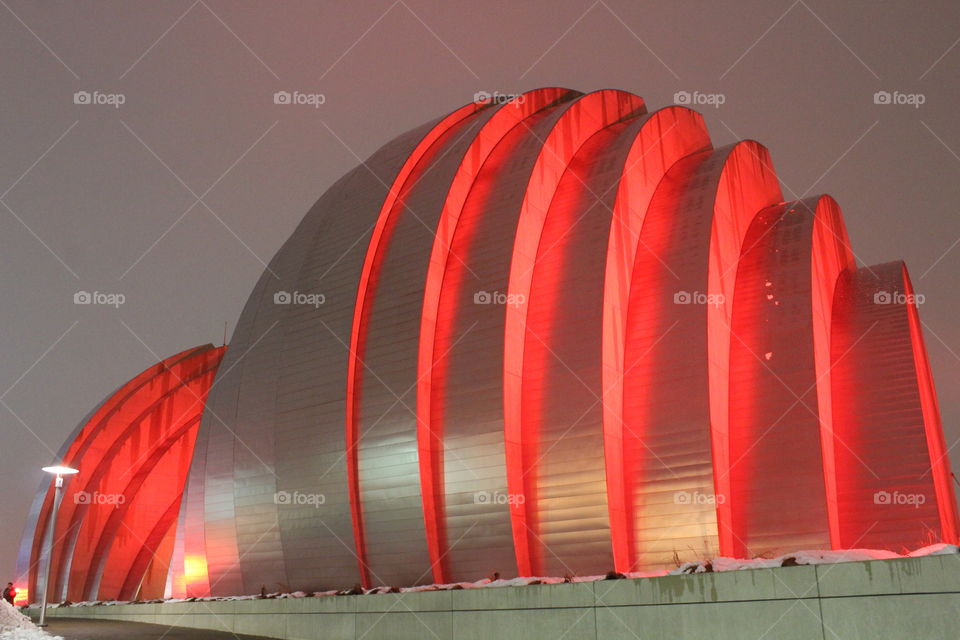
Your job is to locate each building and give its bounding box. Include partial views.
[18,88,959,603]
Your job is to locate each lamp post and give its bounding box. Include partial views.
[37,465,78,628]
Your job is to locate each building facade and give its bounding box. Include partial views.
[19,88,959,602]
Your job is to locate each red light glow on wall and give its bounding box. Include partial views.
[18,88,959,598]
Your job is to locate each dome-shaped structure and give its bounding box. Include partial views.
[20,88,958,601]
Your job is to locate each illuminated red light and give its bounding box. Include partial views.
[19,89,959,599]
[504,89,645,576]
[23,345,224,603]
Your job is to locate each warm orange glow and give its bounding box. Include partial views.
[602,106,711,572]
[183,554,209,592]
[13,586,27,607]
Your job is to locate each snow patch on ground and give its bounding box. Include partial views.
[907,543,959,557]
[51,543,958,606]
[673,548,901,574]
[0,600,62,640]
[671,544,960,575]
[1,632,64,640]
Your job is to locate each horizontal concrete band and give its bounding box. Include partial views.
[33,555,960,640]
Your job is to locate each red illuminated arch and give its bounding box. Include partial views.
[601,106,711,572]
[726,196,853,558]
[117,493,183,600]
[416,87,579,583]
[810,197,856,546]
[53,352,221,601]
[26,345,208,590]
[19,88,960,596]
[27,345,207,603]
[618,141,782,569]
[904,270,960,544]
[503,89,646,576]
[27,345,224,603]
[706,143,784,555]
[345,101,487,587]
[82,413,205,599]
[831,263,959,549]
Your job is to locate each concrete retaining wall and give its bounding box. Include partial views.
[31,555,960,639]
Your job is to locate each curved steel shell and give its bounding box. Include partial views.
[727,196,854,557]
[830,262,959,549]
[18,345,225,603]
[20,88,959,599]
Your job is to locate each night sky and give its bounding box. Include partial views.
[1,0,959,584]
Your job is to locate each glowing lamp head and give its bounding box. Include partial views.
[41,465,79,476]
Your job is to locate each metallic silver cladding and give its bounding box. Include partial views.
[830,262,946,549]
[727,200,832,557]
[355,109,498,587]
[271,132,436,590]
[182,392,219,597]
[200,273,257,595]
[191,116,446,594]
[168,446,192,595]
[433,103,578,582]
[24,91,956,600]
[620,148,734,570]
[521,117,649,576]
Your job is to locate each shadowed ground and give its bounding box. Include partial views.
[39,618,278,639]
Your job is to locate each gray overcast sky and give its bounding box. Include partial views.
[2,0,959,583]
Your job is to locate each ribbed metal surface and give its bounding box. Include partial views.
[504,91,647,576]
[519,119,646,576]
[19,346,223,603]
[727,197,851,557]
[94,428,198,600]
[21,89,960,601]
[600,107,712,572]
[621,142,783,569]
[188,115,449,592]
[416,89,580,583]
[830,263,953,549]
[620,149,720,570]
[354,109,498,587]
[429,100,578,582]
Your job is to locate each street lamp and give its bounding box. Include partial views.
[37,465,79,628]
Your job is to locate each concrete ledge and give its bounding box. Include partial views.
[30,555,960,640]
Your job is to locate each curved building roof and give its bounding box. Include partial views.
[20,88,959,601]
[18,344,225,602]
